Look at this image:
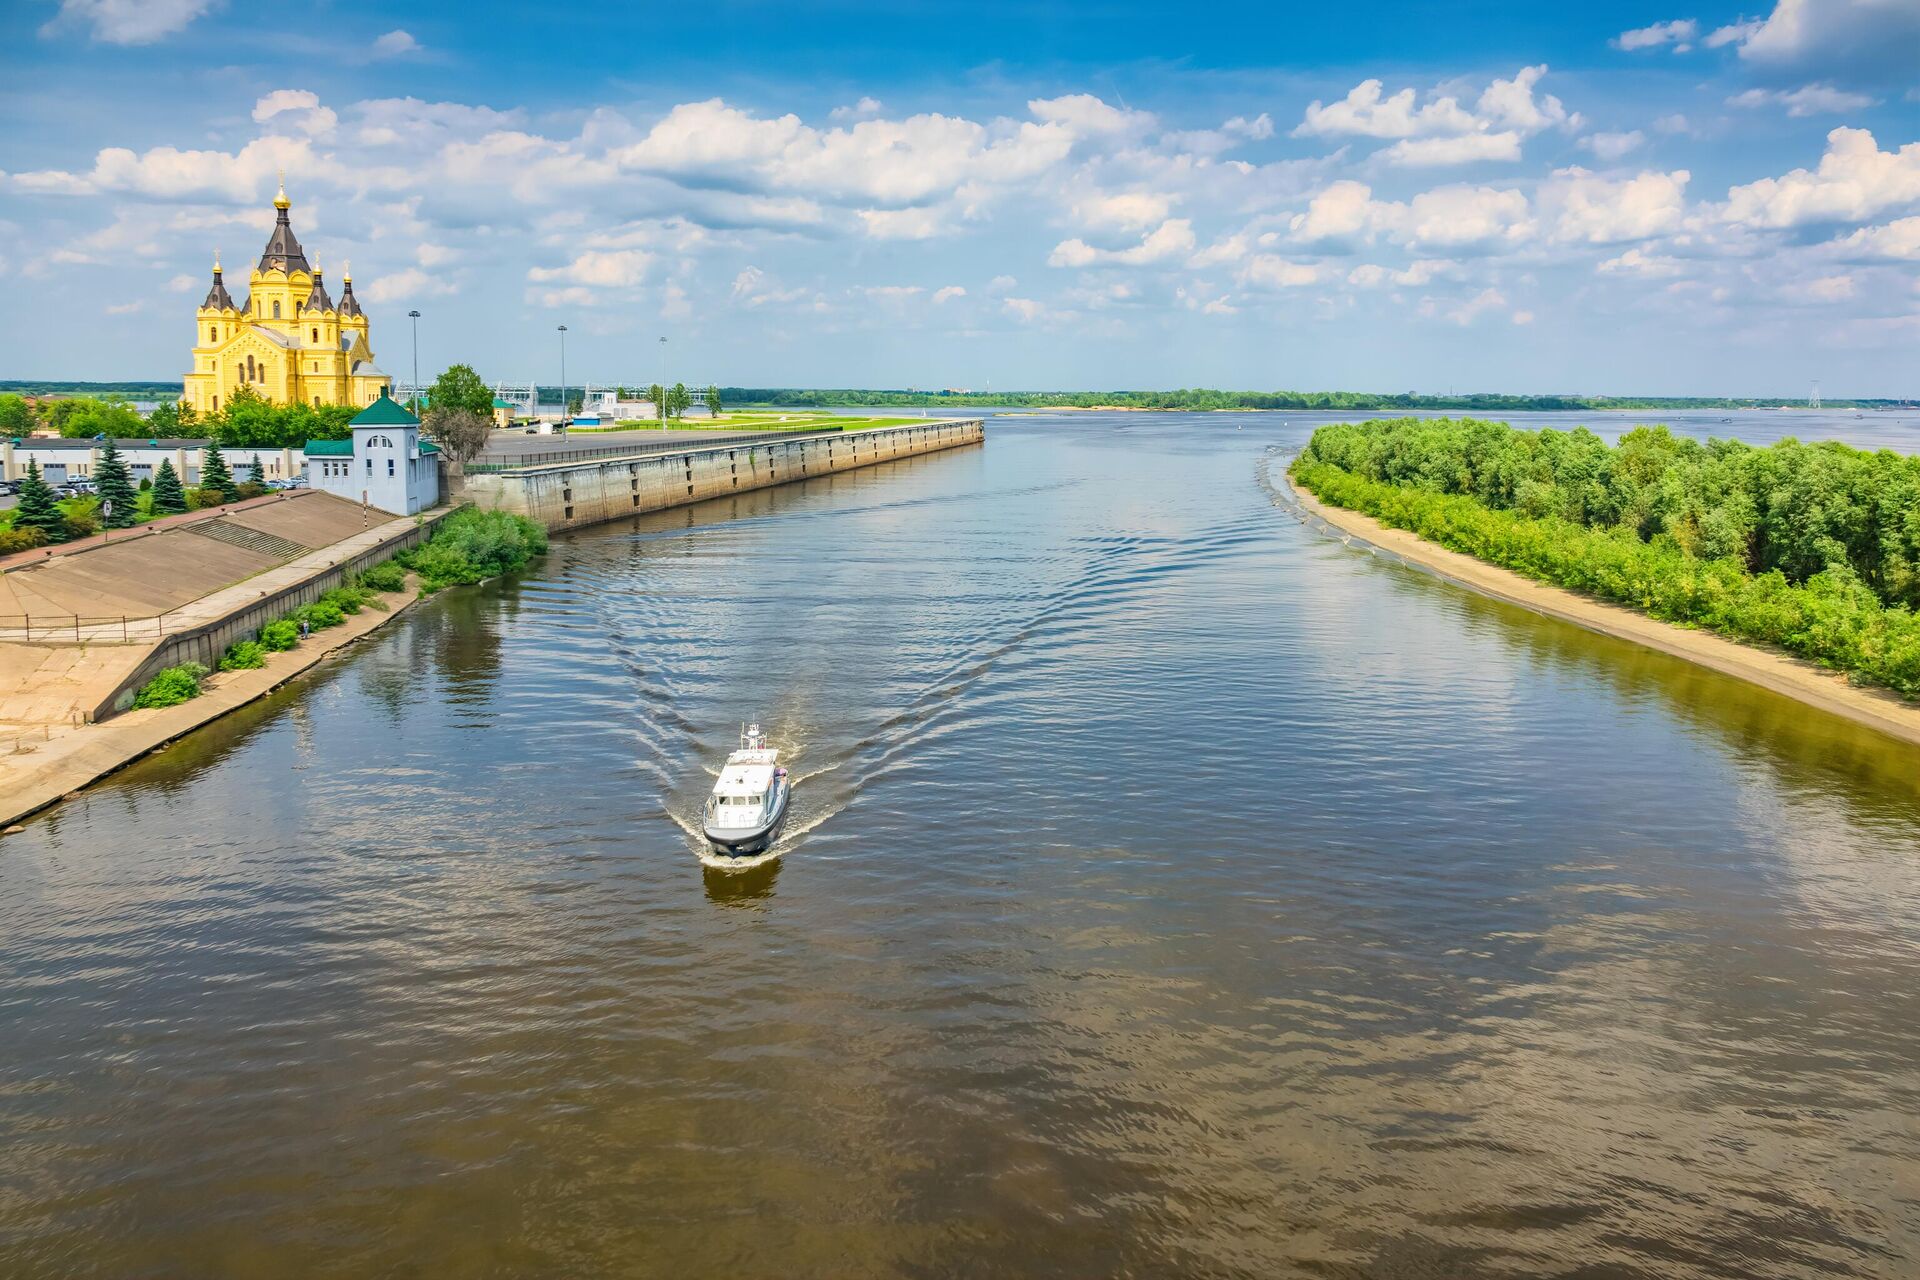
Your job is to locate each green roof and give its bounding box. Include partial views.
[304,438,353,456]
[419,441,440,454]
[350,391,420,427]
[492,398,514,408]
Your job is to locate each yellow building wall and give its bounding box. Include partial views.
[182,266,384,416]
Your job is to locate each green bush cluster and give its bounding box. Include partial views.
[260,619,299,651]
[1299,417,1920,607]
[355,560,408,593]
[133,662,210,709]
[397,507,547,593]
[218,640,267,671]
[1292,456,1920,699]
[0,525,48,554]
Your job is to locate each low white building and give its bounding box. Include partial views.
[1,437,300,486]
[303,391,441,515]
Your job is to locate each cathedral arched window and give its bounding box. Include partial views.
[311,328,318,343]
[272,301,281,319]
[209,326,216,343]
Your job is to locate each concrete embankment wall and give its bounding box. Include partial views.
[462,419,984,532]
[97,511,449,720]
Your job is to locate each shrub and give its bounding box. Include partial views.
[260,618,299,651]
[133,661,209,709]
[397,507,547,593]
[235,481,267,501]
[356,560,407,593]
[218,639,267,670]
[0,525,48,554]
[294,599,346,630]
[186,486,228,511]
[61,498,101,540]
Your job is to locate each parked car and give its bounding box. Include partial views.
[280,475,308,489]
[62,479,97,495]
[0,479,19,496]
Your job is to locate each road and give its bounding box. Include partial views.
[474,425,790,461]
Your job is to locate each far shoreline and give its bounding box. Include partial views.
[1285,467,1920,751]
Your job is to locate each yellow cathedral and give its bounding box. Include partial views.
[181,179,391,416]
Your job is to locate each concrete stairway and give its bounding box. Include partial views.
[185,519,312,562]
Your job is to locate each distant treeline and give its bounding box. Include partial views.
[0,381,182,400]
[1293,416,1920,697]
[723,388,1902,412]
[5,381,1907,413]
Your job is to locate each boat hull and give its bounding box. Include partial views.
[703,782,790,856]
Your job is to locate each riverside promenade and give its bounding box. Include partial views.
[0,573,421,828]
[0,495,451,826]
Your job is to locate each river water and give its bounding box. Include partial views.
[4,411,1919,1278]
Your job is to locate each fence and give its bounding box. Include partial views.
[0,614,178,643]
[464,427,847,474]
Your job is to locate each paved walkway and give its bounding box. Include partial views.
[0,576,422,829]
[0,503,440,642]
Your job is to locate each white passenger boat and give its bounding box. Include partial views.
[702,723,791,856]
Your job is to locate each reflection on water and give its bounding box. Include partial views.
[2,411,1919,1278]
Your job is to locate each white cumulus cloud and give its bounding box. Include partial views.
[1048,219,1196,267]
[43,0,216,45]
[1721,127,1920,228]
[1580,130,1647,162]
[1613,19,1700,52]
[527,248,653,287]
[1543,167,1692,244]
[370,29,420,59]
[1826,215,1920,259]
[252,89,337,138]
[1727,84,1877,116]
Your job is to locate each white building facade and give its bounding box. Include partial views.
[303,392,441,516]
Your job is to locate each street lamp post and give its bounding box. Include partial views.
[558,325,569,424]
[658,334,668,424]
[407,310,421,413]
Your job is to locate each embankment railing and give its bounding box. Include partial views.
[0,614,177,643]
[465,427,849,473]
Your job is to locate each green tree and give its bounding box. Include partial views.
[94,439,137,528]
[705,384,722,417]
[247,452,266,485]
[49,396,142,439]
[566,390,584,415]
[13,459,67,543]
[150,458,188,515]
[428,363,494,419]
[200,440,238,502]
[146,399,196,435]
[0,393,31,434]
[669,382,691,419]
[648,383,666,423]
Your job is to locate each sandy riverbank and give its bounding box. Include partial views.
[0,578,422,830]
[1287,470,1920,750]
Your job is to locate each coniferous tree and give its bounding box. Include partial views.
[13,459,67,543]
[151,458,188,515]
[248,453,265,486]
[94,439,137,527]
[200,440,238,502]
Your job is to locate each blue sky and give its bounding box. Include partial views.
[3,0,1917,395]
